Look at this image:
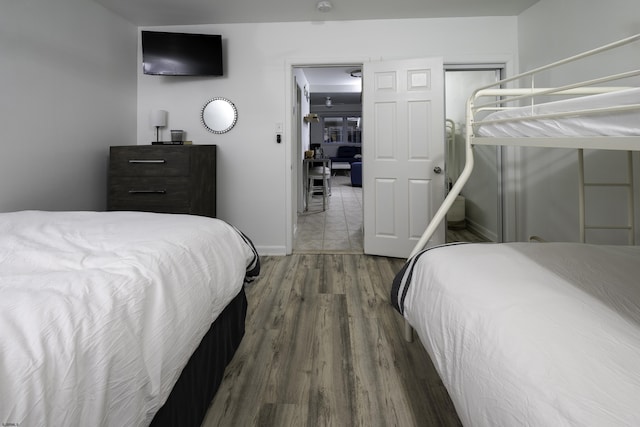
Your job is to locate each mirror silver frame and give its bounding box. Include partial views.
[201,97,238,134]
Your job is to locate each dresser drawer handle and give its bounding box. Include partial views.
[128,189,167,194]
[128,159,166,164]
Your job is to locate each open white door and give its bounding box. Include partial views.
[362,58,445,258]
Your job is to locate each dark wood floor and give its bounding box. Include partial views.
[447,227,490,243]
[202,254,462,427]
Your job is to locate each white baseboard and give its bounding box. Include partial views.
[466,218,497,242]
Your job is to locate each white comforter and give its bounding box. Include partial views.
[0,211,257,427]
[476,87,640,137]
[398,242,640,427]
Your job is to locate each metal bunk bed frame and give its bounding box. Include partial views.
[411,33,640,259]
[403,33,640,341]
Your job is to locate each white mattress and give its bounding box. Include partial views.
[0,211,257,427]
[475,87,640,137]
[397,242,640,427]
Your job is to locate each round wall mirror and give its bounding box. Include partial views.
[201,97,238,134]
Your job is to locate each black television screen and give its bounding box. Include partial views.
[141,31,223,76]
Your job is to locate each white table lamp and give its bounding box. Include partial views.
[151,110,168,142]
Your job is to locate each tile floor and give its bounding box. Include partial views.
[294,173,364,253]
[294,173,489,254]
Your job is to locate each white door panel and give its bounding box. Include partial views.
[363,58,445,258]
[408,179,430,239]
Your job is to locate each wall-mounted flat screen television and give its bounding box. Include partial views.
[141,31,223,76]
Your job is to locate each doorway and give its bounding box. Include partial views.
[292,65,364,253]
[444,66,504,243]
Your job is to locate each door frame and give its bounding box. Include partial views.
[284,57,368,254]
[444,65,505,242]
[442,56,518,242]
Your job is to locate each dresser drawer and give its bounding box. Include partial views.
[108,145,216,217]
[109,146,190,177]
[108,177,190,212]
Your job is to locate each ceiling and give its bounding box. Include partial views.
[95,0,539,27]
[303,67,362,91]
[303,67,363,106]
[97,0,539,102]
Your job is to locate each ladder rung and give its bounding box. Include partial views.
[585,225,633,230]
[579,149,634,245]
[583,182,631,187]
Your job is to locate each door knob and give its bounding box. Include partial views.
[433,166,442,174]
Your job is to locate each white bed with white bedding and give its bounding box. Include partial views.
[392,242,640,426]
[0,210,258,426]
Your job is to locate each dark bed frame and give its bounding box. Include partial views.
[150,287,248,427]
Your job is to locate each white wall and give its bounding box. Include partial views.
[0,0,137,212]
[138,17,519,254]
[517,0,640,244]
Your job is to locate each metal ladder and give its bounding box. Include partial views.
[578,149,635,244]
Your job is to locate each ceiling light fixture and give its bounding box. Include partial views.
[317,0,332,12]
[349,69,362,78]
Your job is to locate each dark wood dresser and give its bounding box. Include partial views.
[108,145,216,217]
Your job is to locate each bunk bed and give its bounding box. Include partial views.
[0,211,259,427]
[392,34,640,426]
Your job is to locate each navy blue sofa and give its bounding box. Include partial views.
[330,145,361,165]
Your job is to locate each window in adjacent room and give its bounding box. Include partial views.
[322,115,361,143]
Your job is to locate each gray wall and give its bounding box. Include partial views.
[0,0,137,212]
[517,0,640,244]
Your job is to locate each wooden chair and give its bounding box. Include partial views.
[306,163,331,211]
